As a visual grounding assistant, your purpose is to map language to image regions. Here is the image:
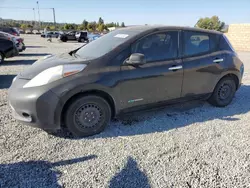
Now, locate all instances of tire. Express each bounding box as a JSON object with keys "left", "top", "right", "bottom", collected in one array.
[
  {"left": 61, "top": 37, "right": 67, "bottom": 42},
  {"left": 65, "top": 95, "right": 111, "bottom": 137},
  {"left": 208, "top": 77, "right": 236, "bottom": 107},
  {"left": 0, "top": 52, "right": 4, "bottom": 64}
]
